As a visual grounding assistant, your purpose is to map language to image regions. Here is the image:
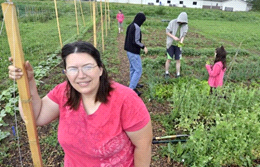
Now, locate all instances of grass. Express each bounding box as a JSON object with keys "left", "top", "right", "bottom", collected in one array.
[{"left": 189, "top": 20, "right": 260, "bottom": 52}]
